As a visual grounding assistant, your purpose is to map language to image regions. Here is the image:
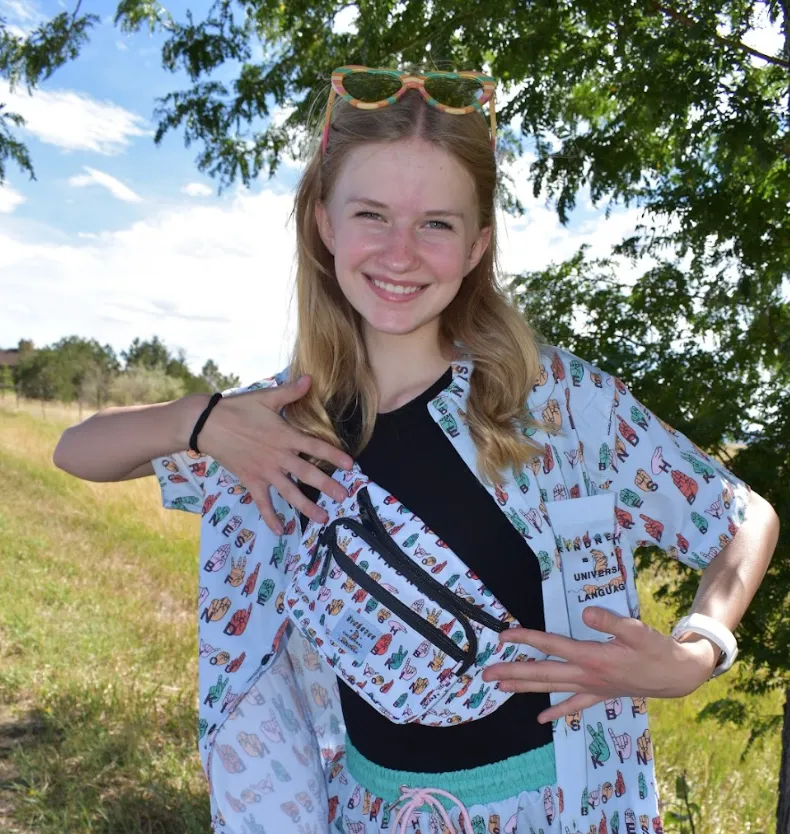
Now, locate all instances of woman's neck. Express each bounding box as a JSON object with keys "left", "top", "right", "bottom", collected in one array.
[{"left": 364, "top": 324, "right": 456, "bottom": 414}]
